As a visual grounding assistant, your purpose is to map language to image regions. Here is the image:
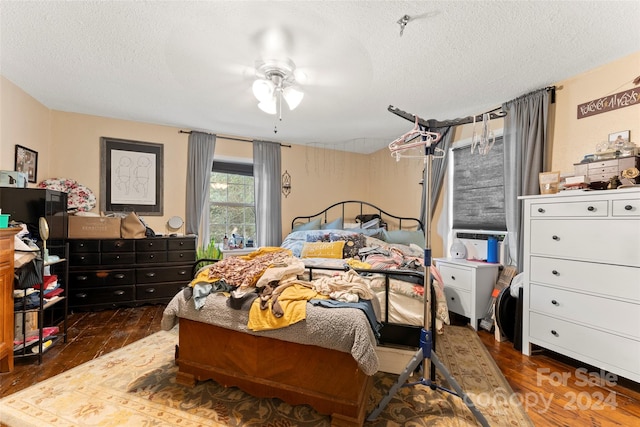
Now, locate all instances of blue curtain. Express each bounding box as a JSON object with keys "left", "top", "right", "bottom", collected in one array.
[
  {"left": 185, "top": 131, "right": 216, "bottom": 246},
  {"left": 253, "top": 140, "right": 282, "bottom": 247}
]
